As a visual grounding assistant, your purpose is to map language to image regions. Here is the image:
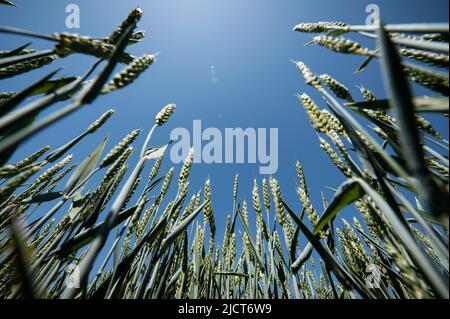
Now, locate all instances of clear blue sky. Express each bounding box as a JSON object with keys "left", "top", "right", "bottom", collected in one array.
[{"left": 1, "top": 0, "right": 448, "bottom": 260}]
